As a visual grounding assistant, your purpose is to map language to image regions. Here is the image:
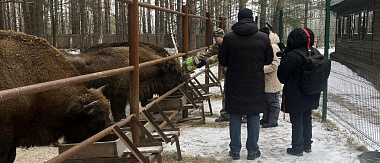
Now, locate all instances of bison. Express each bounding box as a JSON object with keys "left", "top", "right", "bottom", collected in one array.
[
  {"left": 0, "top": 30, "right": 111, "bottom": 163},
  {"left": 64, "top": 42, "right": 183, "bottom": 122}
]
